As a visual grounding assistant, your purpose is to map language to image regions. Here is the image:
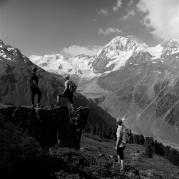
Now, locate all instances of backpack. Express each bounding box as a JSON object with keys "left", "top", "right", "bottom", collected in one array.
[
  {"left": 68, "top": 80, "right": 77, "bottom": 93},
  {"left": 120, "top": 126, "right": 127, "bottom": 144}
]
